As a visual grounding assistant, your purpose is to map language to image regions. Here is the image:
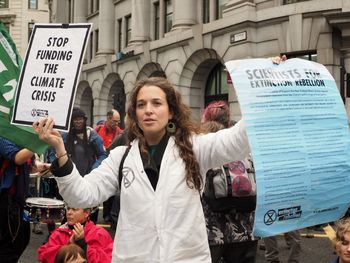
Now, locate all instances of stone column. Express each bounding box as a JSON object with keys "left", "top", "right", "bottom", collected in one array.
[
  {"left": 73, "top": 0, "right": 87, "bottom": 23},
  {"left": 129, "top": 0, "right": 150, "bottom": 44},
  {"left": 97, "top": 0, "right": 115, "bottom": 55},
  {"left": 172, "top": 0, "right": 196, "bottom": 31}
]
